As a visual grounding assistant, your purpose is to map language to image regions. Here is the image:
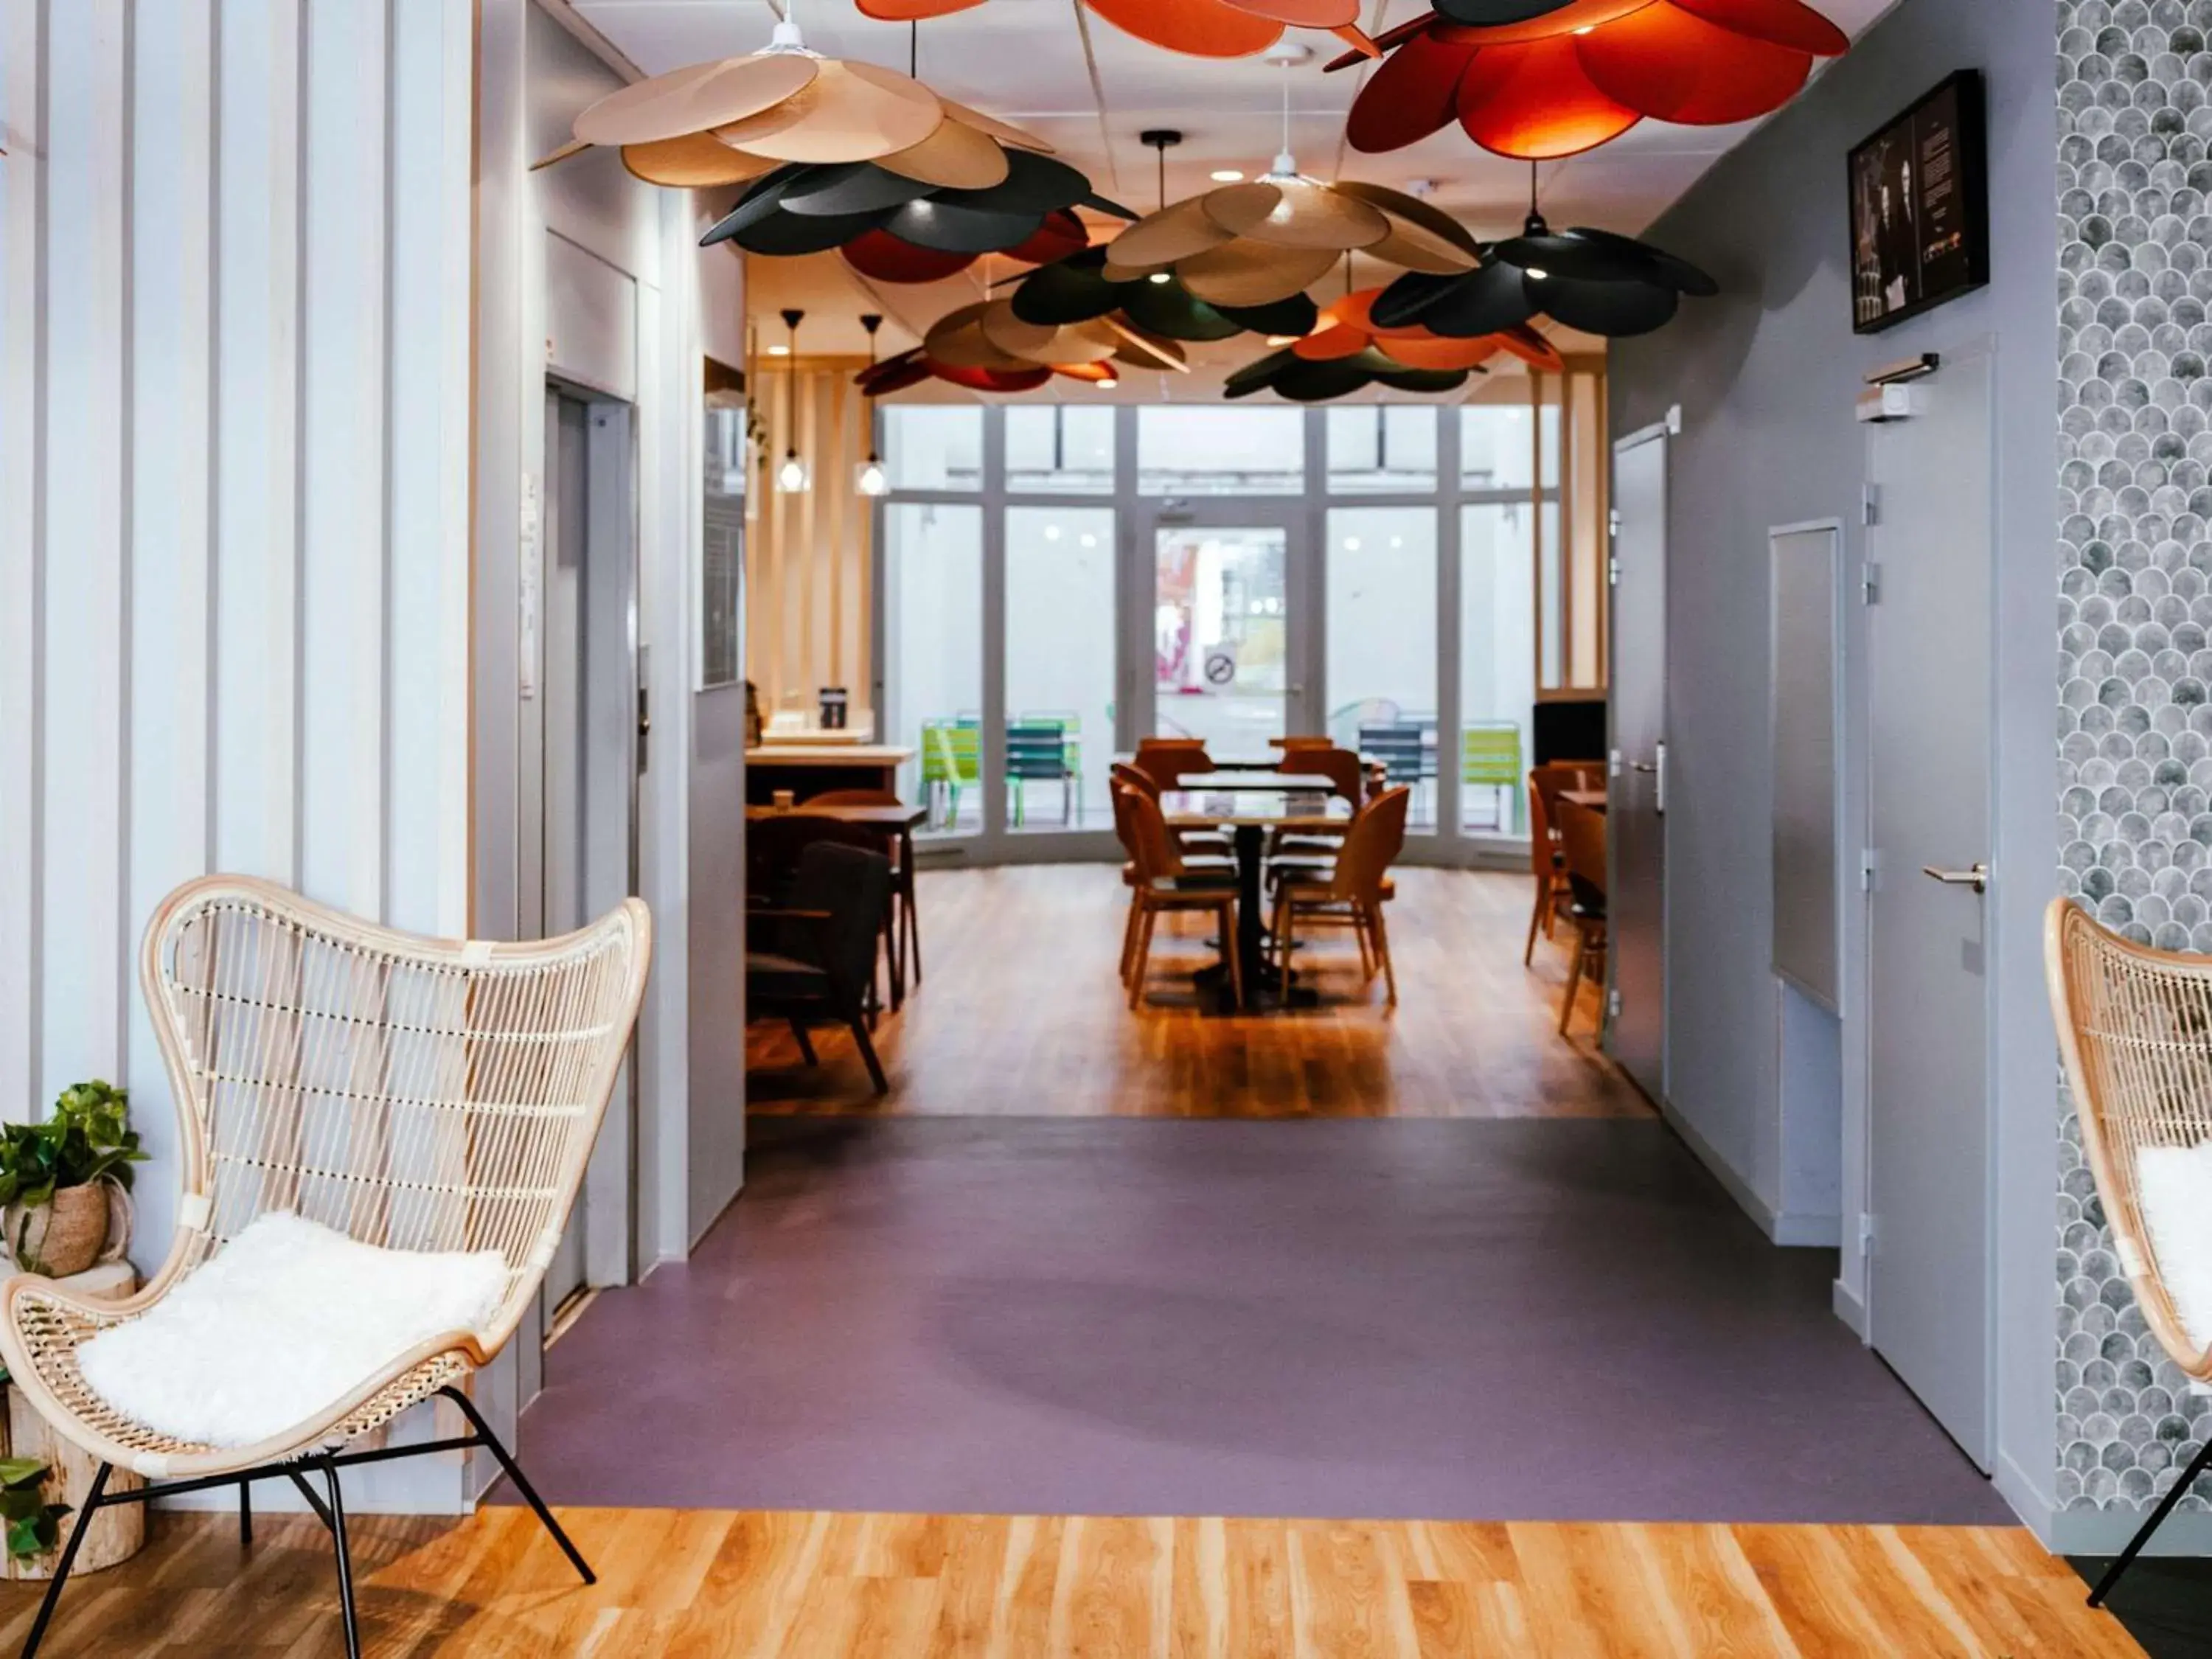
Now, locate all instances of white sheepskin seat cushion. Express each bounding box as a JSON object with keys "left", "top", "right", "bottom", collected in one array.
[
  {"left": 2136, "top": 1141, "right": 2212, "bottom": 1354},
  {"left": 75, "top": 1211, "right": 509, "bottom": 1450}
]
